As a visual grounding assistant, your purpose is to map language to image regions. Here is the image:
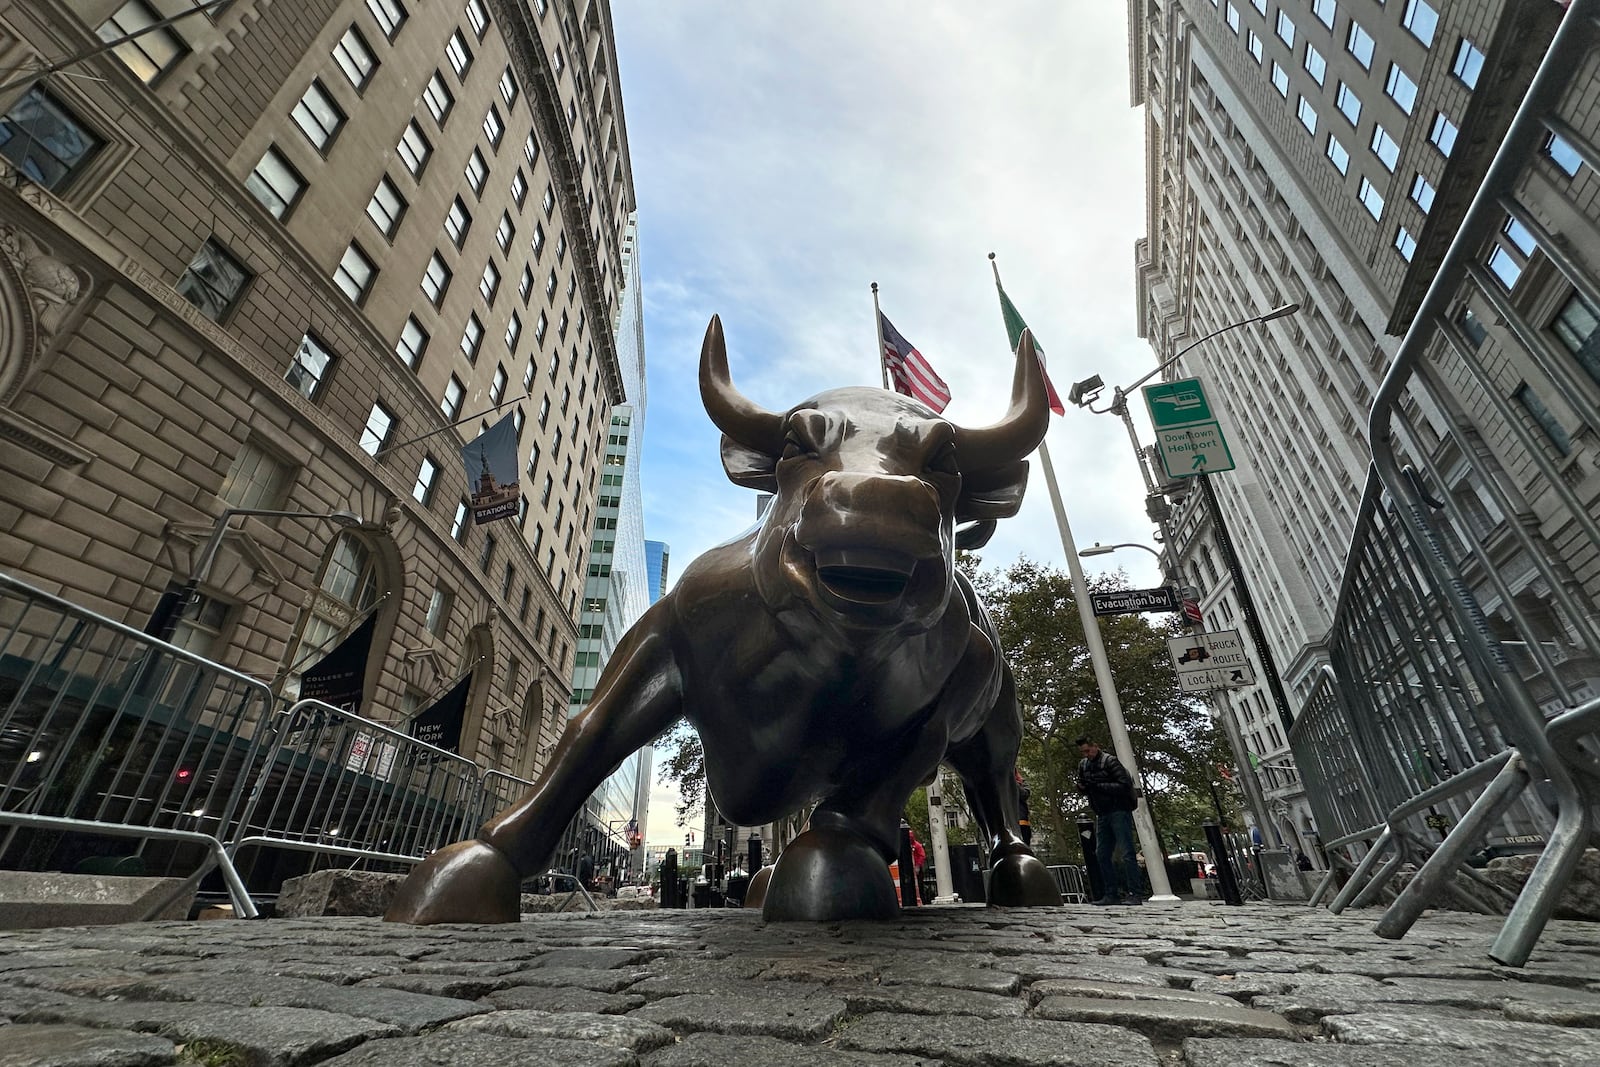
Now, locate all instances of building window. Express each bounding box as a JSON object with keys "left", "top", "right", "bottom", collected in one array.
[
  {"left": 1486, "top": 217, "right": 1535, "bottom": 290},
  {"left": 366, "top": 175, "right": 407, "bottom": 238},
  {"left": 1430, "top": 112, "right": 1458, "bottom": 156},
  {"left": 1384, "top": 64, "right": 1417, "bottom": 115},
  {"left": 1551, "top": 292, "right": 1600, "bottom": 389},
  {"left": 1370, "top": 126, "right": 1399, "bottom": 171},
  {"left": 1451, "top": 38, "right": 1485, "bottom": 91},
  {"left": 1311, "top": 0, "right": 1335, "bottom": 30},
  {"left": 1325, "top": 135, "right": 1349, "bottom": 174},
  {"left": 483, "top": 104, "right": 504, "bottom": 149},
  {"left": 520, "top": 265, "right": 534, "bottom": 303},
  {"left": 1457, "top": 307, "right": 1487, "bottom": 349},
  {"left": 1296, "top": 96, "right": 1317, "bottom": 135},
  {"left": 292, "top": 80, "right": 345, "bottom": 152},
  {"left": 397, "top": 315, "right": 428, "bottom": 370},
  {"left": 333, "top": 25, "right": 378, "bottom": 91},
  {"left": 545, "top": 268, "right": 557, "bottom": 298},
  {"left": 505, "top": 311, "right": 522, "bottom": 351},
  {"left": 1303, "top": 43, "right": 1326, "bottom": 86},
  {"left": 555, "top": 232, "right": 569, "bottom": 263},
  {"left": 1409, "top": 173, "right": 1435, "bottom": 213},
  {"left": 176, "top": 239, "right": 251, "bottom": 321},
  {"left": 221, "top": 440, "right": 290, "bottom": 509},
  {"left": 445, "top": 197, "right": 471, "bottom": 248},
  {"left": 99, "top": 1, "right": 187, "bottom": 85},
  {"left": 542, "top": 183, "right": 555, "bottom": 217},
  {"left": 480, "top": 261, "right": 501, "bottom": 304},
  {"left": 246, "top": 146, "right": 304, "bottom": 219},
  {"left": 1394, "top": 226, "right": 1417, "bottom": 262},
  {"left": 425, "top": 586, "right": 453, "bottom": 637},
  {"left": 422, "top": 252, "right": 451, "bottom": 307},
  {"left": 335, "top": 242, "right": 377, "bottom": 304},
  {"left": 479, "top": 532, "right": 496, "bottom": 570},
  {"left": 397, "top": 120, "right": 431, "bottom": 177},
  {"left": 511, "top": 169, "right": 528, "bottom": 208},
  {"left": 360, "top": 401, "right": 394, "bottom": 455},
  {"left": 535, "top": 311, "right": 549, "bottom": 343},
  {"left": 1274, "top": 11, "right": 1294, "bottom": 47},
  {"left": 0, "top": 88, "right": 102, "bottom": 191},
  {"left": 1514, "top": 383, "right": 1571, "bottom": 457},
  {"left": 1402, "top": 0, "right": 1438, "bottom": 48},
  {"left": 1270, "top": 61, "right": 1289, "bottom": 97},
  {"left": 464, "top": 148, "right": 488, "bottom": 197},
  {"left": 367, "top": 0, "right": 406, "bottom": 40},
  {"left": 1247, "top": 31, "right": 1263, "bottom": 64},
  {"left": 461, "top": 313, "right": 484, "bottom": 362},
  {"left": 442, "top": 375, "right": 465, "bottom": 419},
  {"left": 1346, "top": 21, "right": 1374, "bottom": 69},
  {"left": 499, "top": 66, "right": 519, "bottom": 105},
  {"left": 423, "top": 71, "right": 454, "bottom": 125},
  {"left": 466, "top": 0, "right": 489, "bottom": 37},
  {"left": 496, "top": 212, "right": 515, "bottom": 253},
  {"left": 446, "top": 31, "right": 473, "bottom": 79},
  {"left": 1335, "top": 82, "right": 1360, "bottom": 126},
  {"left": 452, "top": 499, "right": 470, "bottom": 541},
  {"left": 532, "top": 222, "right": 547, "bottom": 258},
  {"left": 490, "top": 364, "right": 508, "bottom": 404},
  {"left": 413, "top": 455, "right": 438, "bottom": 504},
  {"left": 525, "top": 131, "right": 540, "bottom": 167},
  {"left": 1357, "top": 177, "right": 1384, "bottom": 220},
  {"left": 286, "top": 333, "right": 335, "bottom": 398},
  {"left": 1543, "top": 132, "right": 1582, "bottom": 178}
]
